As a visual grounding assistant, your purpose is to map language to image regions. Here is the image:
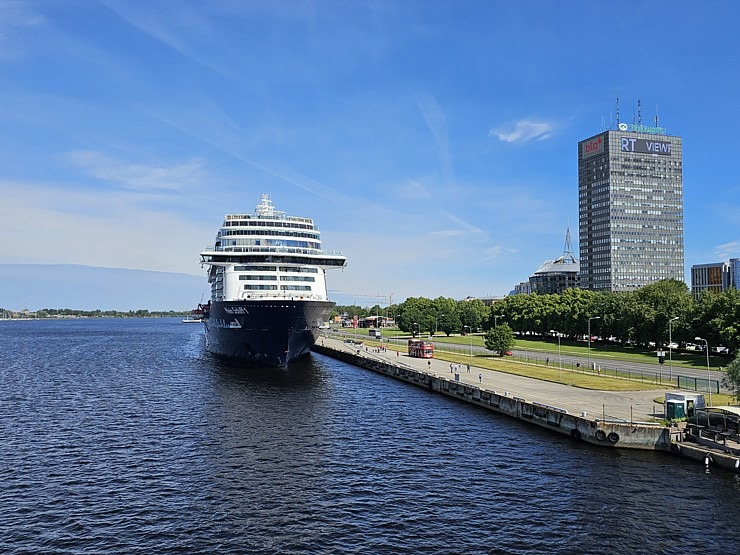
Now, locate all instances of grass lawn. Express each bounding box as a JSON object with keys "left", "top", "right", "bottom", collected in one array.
[{"left": 345, "top": 334, "right": 667, "bottom": 392}]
